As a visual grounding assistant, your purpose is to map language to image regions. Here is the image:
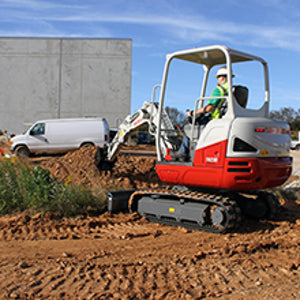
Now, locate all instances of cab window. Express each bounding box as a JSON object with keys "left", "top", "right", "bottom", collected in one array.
[{"left": 30, "top": 123, "right": 45, "bottom": 135}]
